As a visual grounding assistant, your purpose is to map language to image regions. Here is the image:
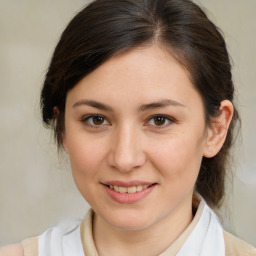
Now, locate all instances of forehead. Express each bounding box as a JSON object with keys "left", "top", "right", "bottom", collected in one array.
[{"left": 66, "top": 45, "right": 203, "bottom": 111}]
